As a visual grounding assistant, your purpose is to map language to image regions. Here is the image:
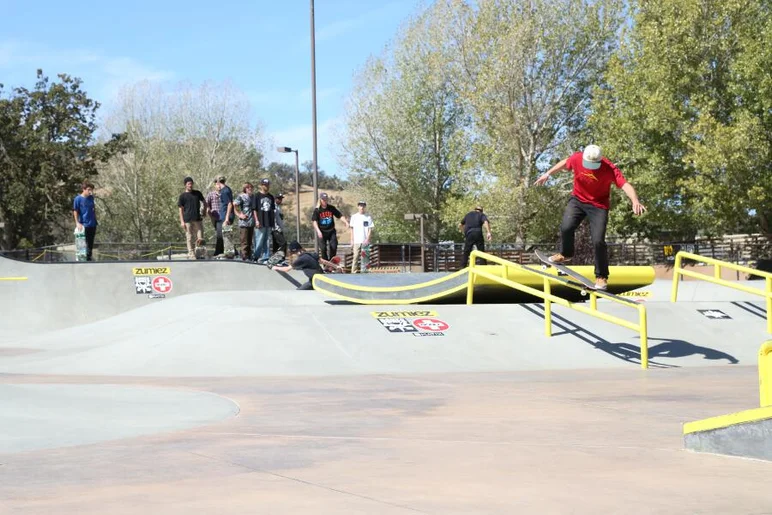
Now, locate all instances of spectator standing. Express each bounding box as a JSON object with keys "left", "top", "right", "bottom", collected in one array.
[
  {"left": 72, "top": 181, "right": 98, "bottom": 261},
  {"left": 233, "top": 182, "right": 255, "bottom": 261},
  {"left": 217, "top": 175, "right": 234, "bottom": 227},
  {"left": 459, "top": 206, "right": 492, "bottom": 268},
  {"left": 178, "top": 177, "right": 207, "bottom": 260},
  {"left": 312, "top": 192, "right": 348, "bottom": 261},
  {"left": 205, "top": 180, "right": 224, "bottom": 256},
  {"left": 349, "top": 200, "right": 374, "bottom": 273},
  {"left": 252, "top": 178, "right": 275, "bottom": 263},
  {"left": 272, "top": 193, "right": 288, "bottom": 256}
]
